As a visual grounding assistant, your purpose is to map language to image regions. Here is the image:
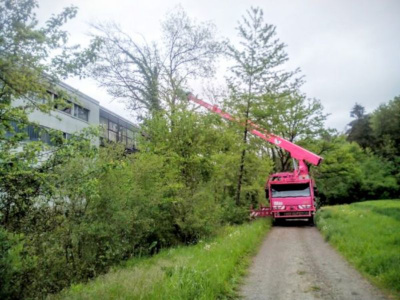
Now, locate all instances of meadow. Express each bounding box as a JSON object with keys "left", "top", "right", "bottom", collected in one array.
[{"left": 316, "top": 200, "right": 400, "bottom": 299}]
